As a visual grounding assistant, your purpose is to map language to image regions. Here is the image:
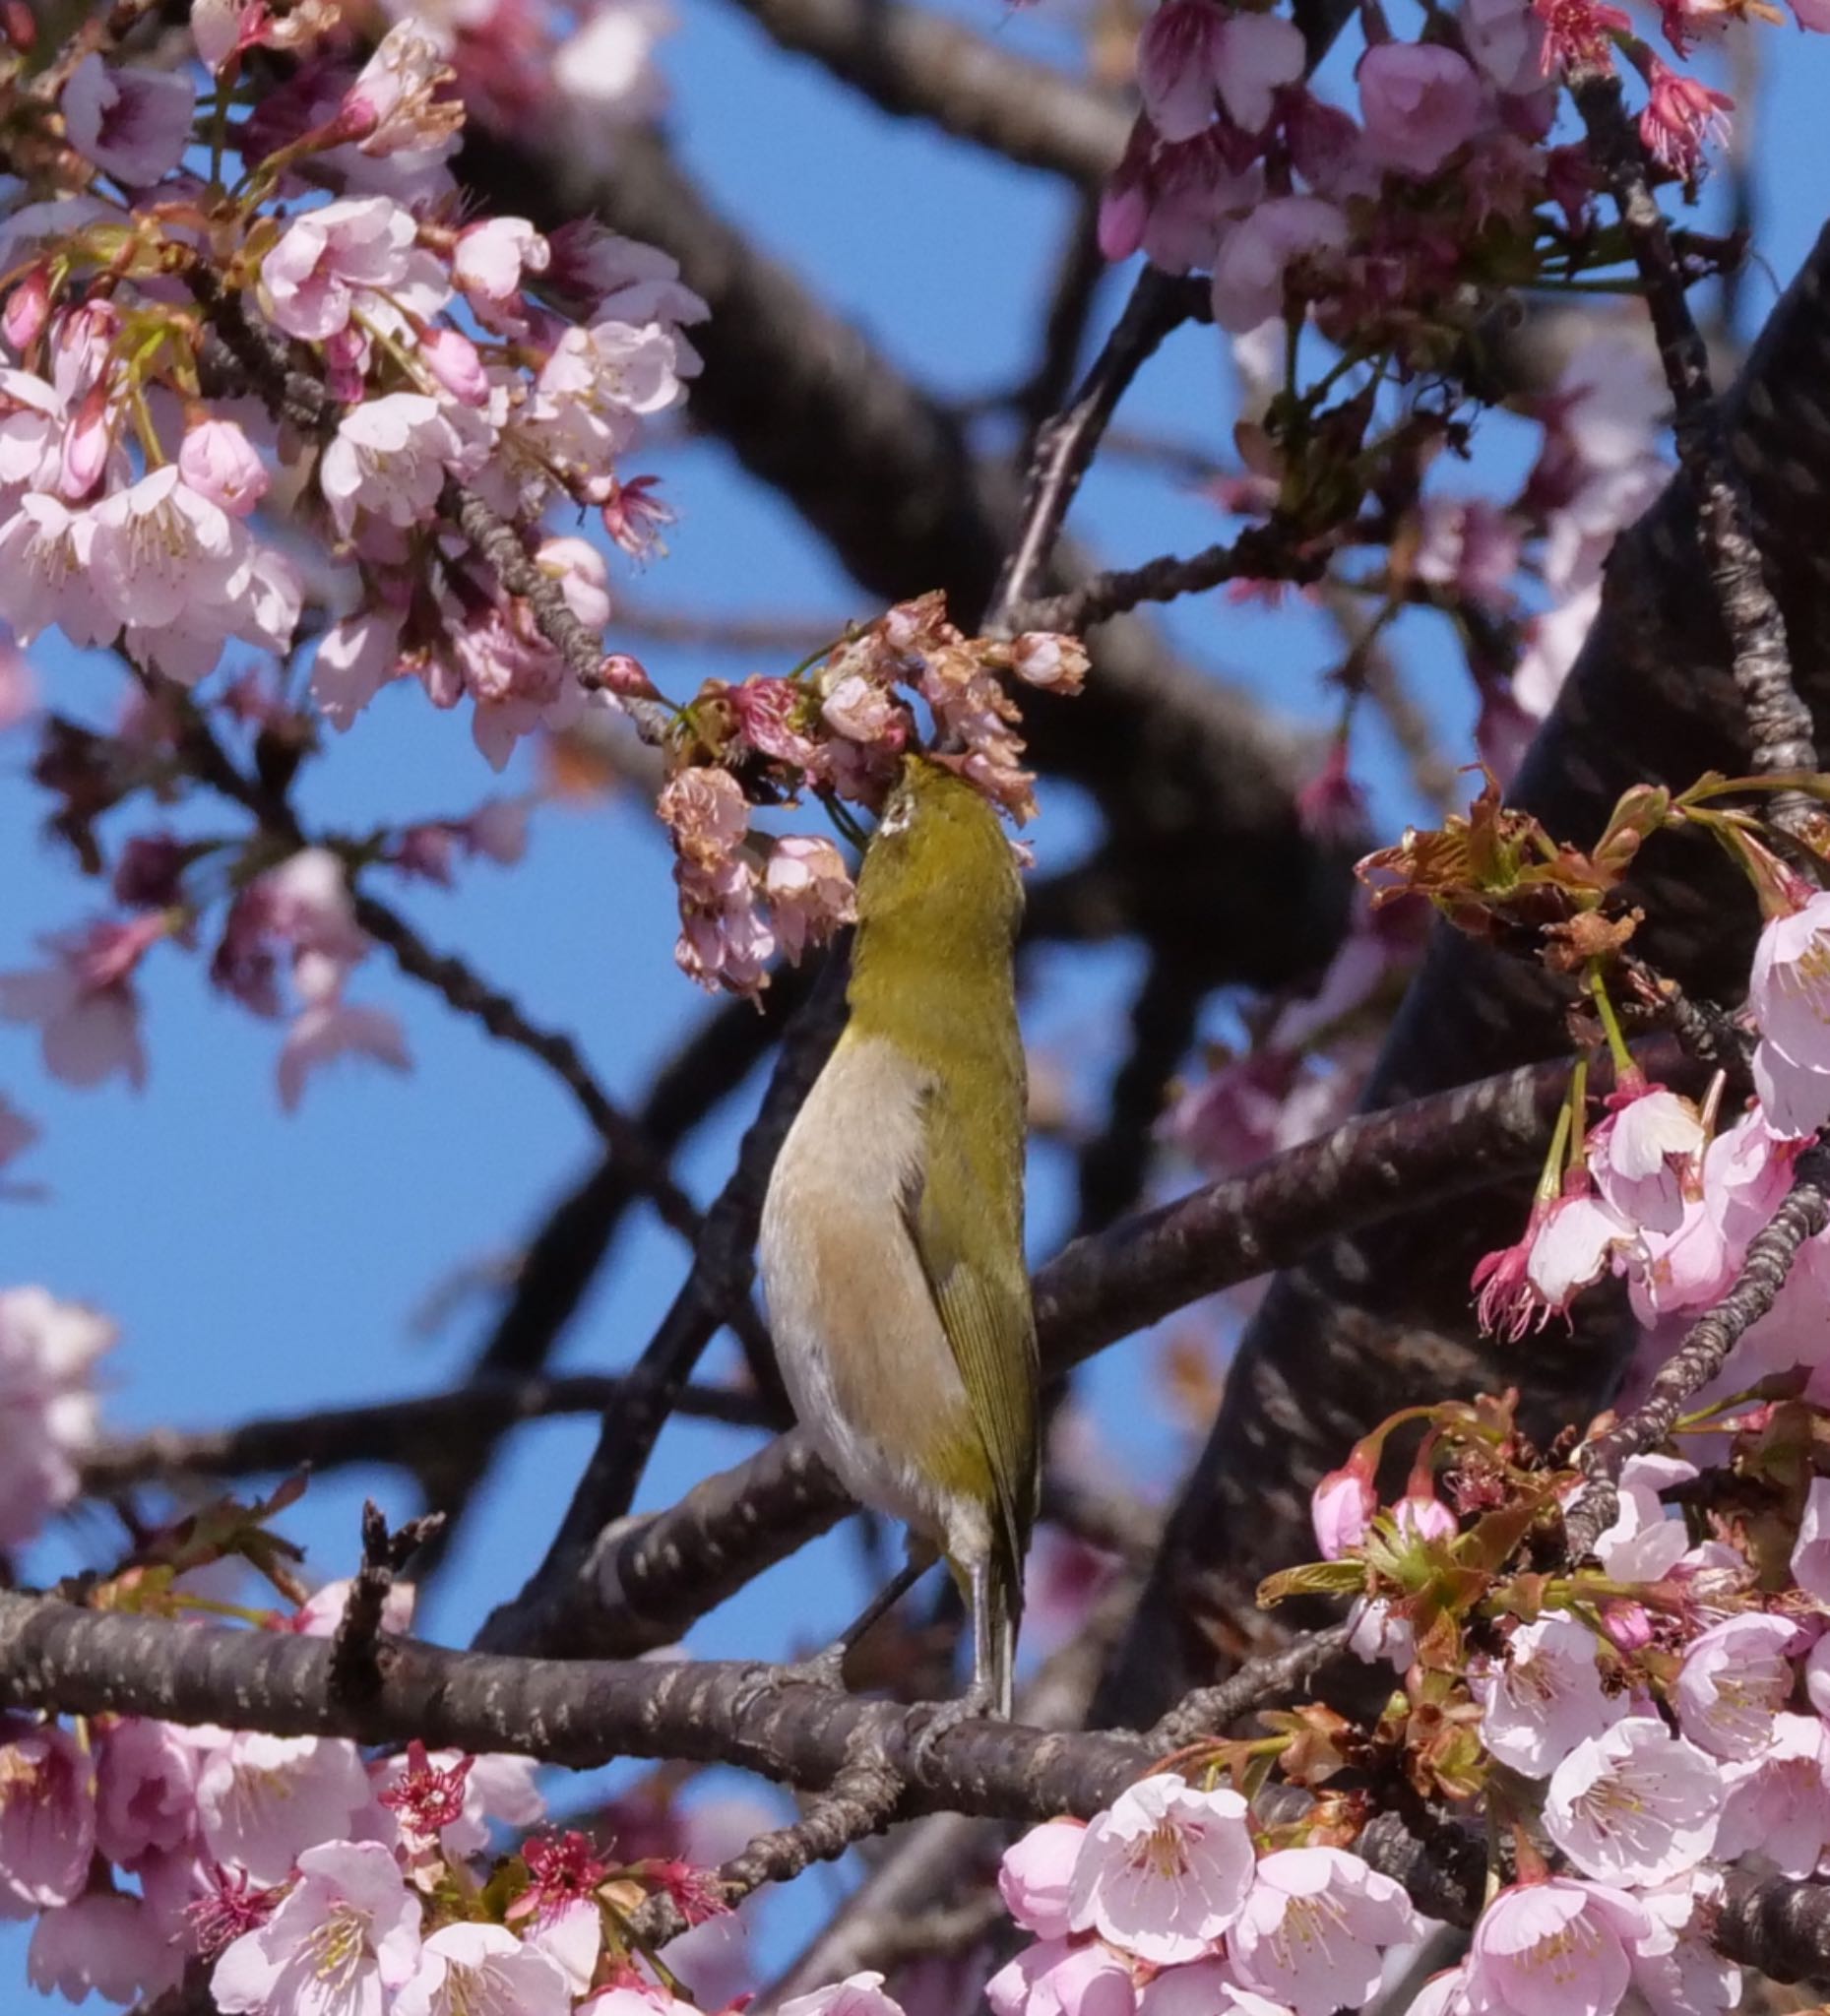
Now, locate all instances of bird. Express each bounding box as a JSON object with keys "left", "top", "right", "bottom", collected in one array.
[{"left": 759, "top": 752, "right": 1039, "bottom": 1718}]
